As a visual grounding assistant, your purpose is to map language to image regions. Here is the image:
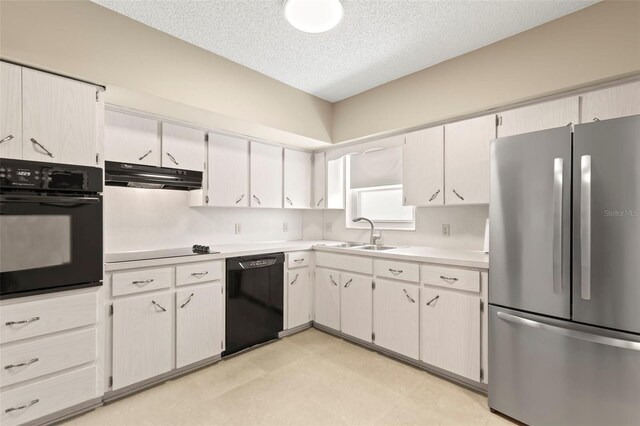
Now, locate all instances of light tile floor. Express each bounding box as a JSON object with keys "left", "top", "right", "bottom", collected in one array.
[{"left": 64, "top": 328, "right": 515, "bottom": 426}]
